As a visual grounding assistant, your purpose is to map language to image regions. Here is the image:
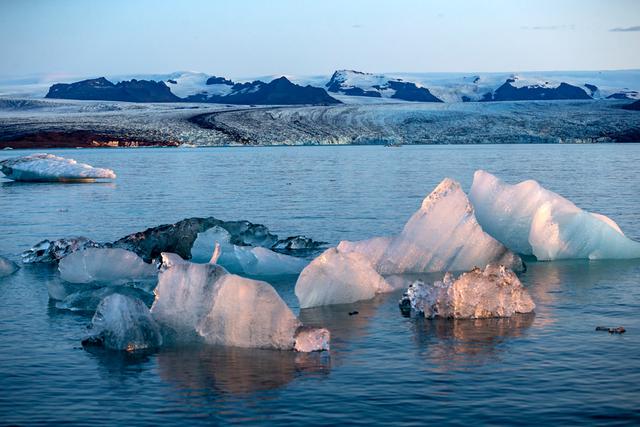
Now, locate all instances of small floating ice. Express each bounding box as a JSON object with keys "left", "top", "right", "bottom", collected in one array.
[
  {"left": 399, "top": 264, "right": 535, "bottom": 319},
  {"left": 0, "top": 153, "right": 116, "bottom": 182},
  {"left": 295, "top": 247, "right": 392, "bottom": 308},
  {"left": 191, "top": 226, "right": 307, "bottom": 276},
  {"left": 58, "top": 248, "right": 157, "bottom": 284},
  {"left": 469, "top": 170, "right": 640, "bottom": 260},
  {"left": 22, "top": 237, "right": 101, "bottom": 264},
  {"left": 0, "top": 255, "right": 19, "bottom": 278},
  {"left": 82, "top": 294, "right": 162, "bottom": 351},
  {"left": 338, "top": 178, "right": 523, "bottom": 274},
  {"left": 152, "top": 252, "right": 329, "bottom": 351}
]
